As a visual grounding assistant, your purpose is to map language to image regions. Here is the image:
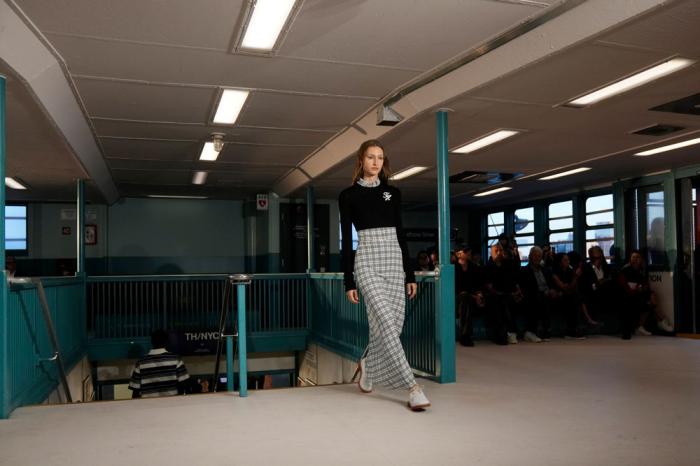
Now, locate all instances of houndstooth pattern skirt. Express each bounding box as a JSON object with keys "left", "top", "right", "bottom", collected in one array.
[{"left": 355, "top": 227, "right": 416, "bottom": 390}]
